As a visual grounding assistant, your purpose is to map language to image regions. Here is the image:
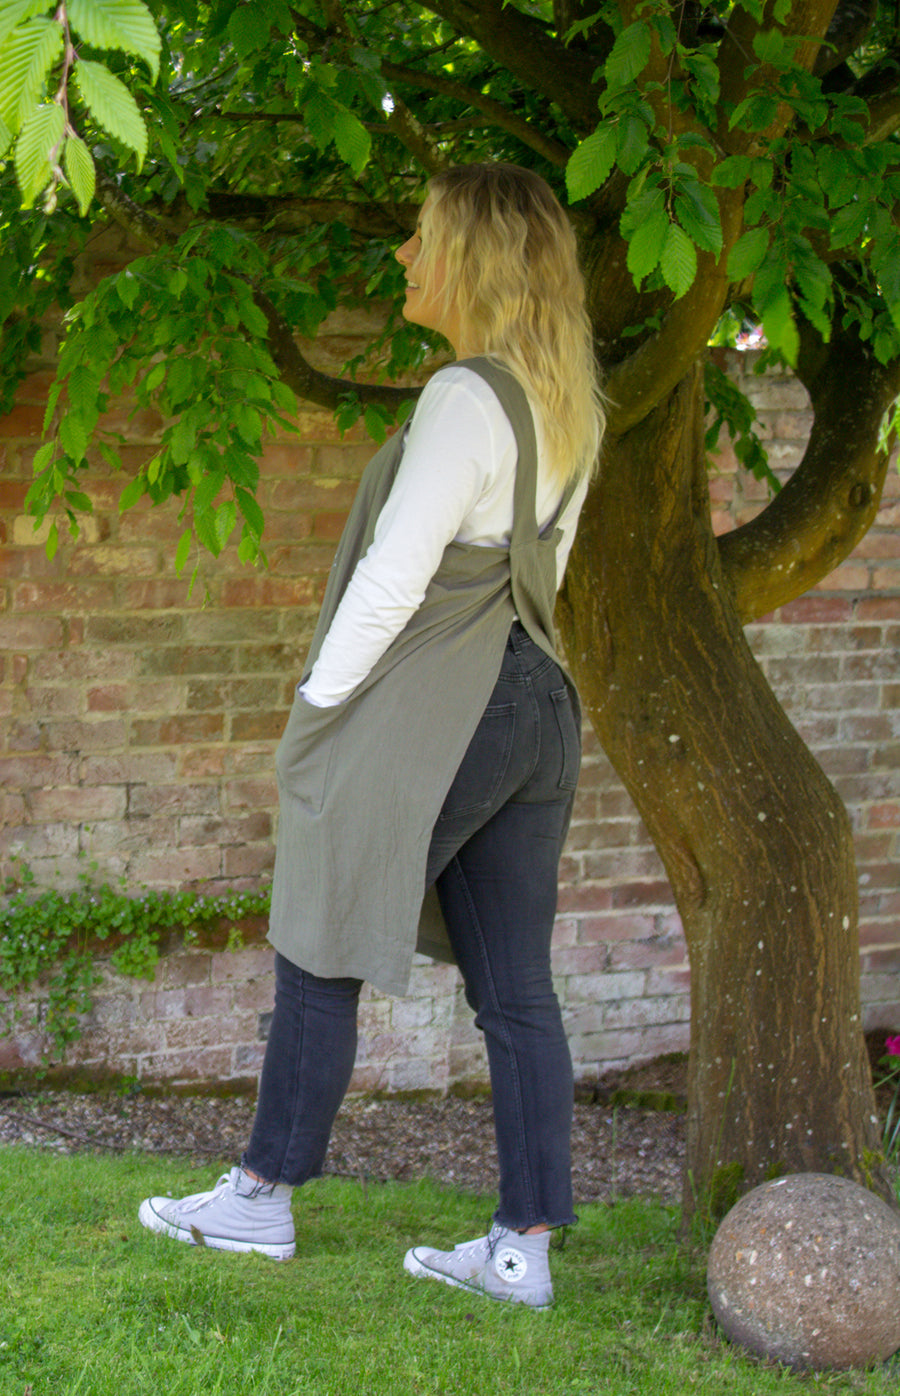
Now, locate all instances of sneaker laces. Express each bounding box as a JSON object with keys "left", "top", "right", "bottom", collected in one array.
[{"left": 172, "top": 1173, "right": 234, "bottom": 1215}]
